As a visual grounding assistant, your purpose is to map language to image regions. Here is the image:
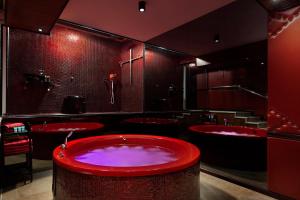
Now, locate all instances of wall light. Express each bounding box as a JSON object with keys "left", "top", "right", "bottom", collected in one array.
[
  {"left": 139, "top": 1, "right": 146, "bottom": 12},
  {"left": 196, "top": 58, "right": 210, "bottom": 66},
  {"left": 38, "top": 28, "right": 43, "bottom": 32},
  {"left": 67, "top": 34, "right": 79, "bottom": 42}
]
